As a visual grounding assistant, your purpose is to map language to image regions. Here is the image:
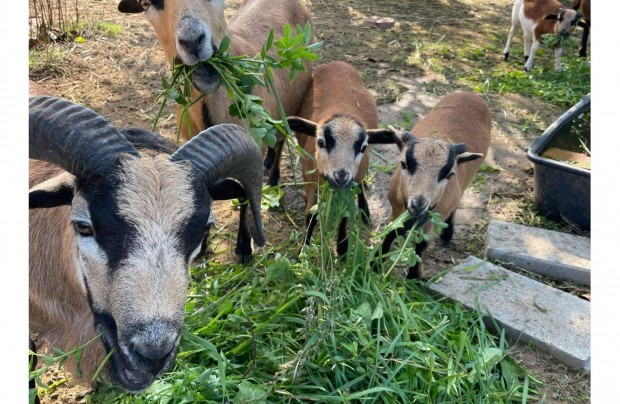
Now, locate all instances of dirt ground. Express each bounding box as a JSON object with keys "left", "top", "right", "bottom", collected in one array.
[{"left": 29, "top": 0, "right": 590, "bottom": 402}]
